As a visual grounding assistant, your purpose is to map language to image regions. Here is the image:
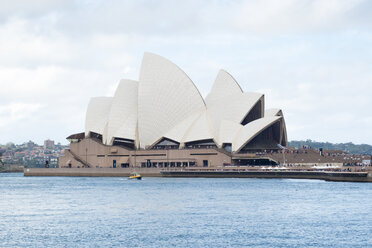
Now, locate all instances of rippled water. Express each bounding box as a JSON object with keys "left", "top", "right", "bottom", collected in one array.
[{"left": 0, "top": 173, "right": 371, "bottom": 247}]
